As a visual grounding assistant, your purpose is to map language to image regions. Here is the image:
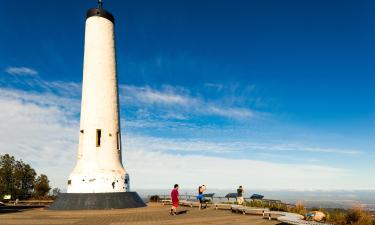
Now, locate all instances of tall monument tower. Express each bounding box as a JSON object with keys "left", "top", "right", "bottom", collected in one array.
[
  {"left": 50, "top": 0, "right": 145, "bottom": 210},
  {"left": 68, "top": 0, "right": 126, "bottom": 194}
]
